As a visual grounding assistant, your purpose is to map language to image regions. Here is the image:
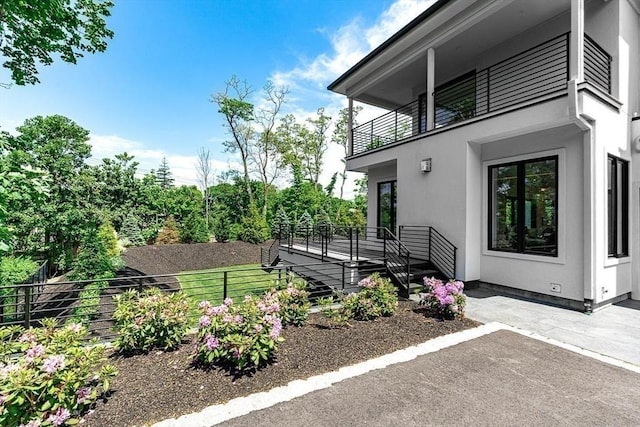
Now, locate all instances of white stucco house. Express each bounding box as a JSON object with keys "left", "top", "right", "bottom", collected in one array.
[{"left": 327, "top": 0, "right": 640, "bottom": 311}]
